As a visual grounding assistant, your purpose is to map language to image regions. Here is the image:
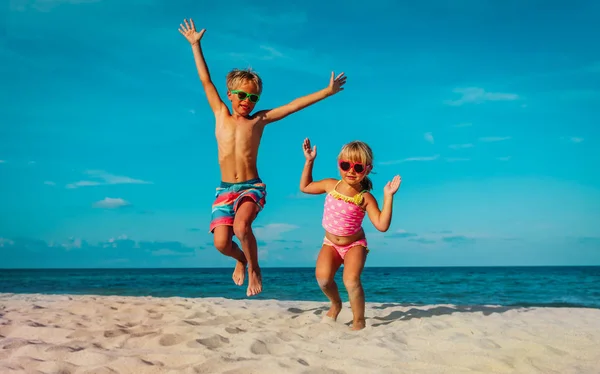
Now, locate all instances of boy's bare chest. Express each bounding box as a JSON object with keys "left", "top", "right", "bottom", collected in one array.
[{"left": 216, "top": 120, "right": 264, "bottom": 141}]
